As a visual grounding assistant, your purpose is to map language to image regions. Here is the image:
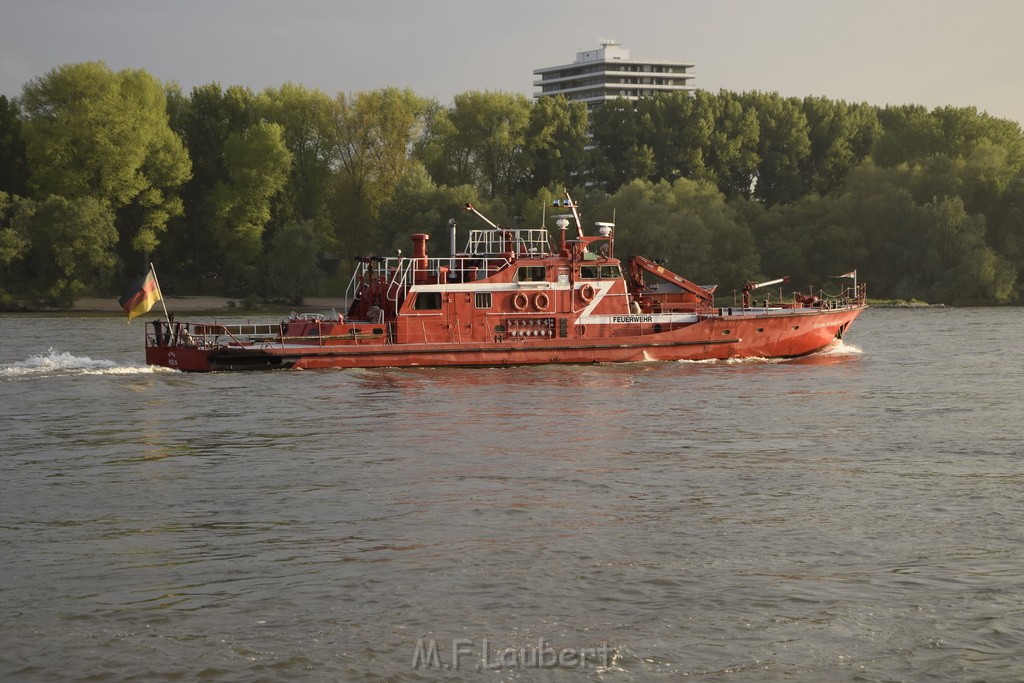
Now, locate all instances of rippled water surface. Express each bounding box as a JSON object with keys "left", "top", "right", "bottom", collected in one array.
[{"left": 2, "top": 308, "right": 1024, "bottom": 681}]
